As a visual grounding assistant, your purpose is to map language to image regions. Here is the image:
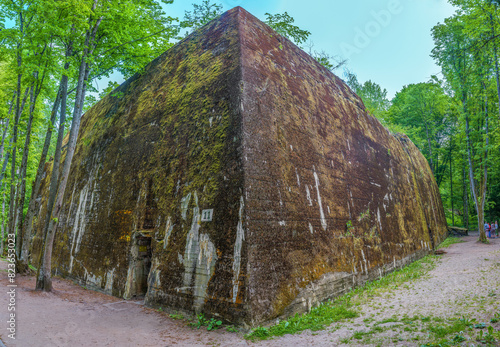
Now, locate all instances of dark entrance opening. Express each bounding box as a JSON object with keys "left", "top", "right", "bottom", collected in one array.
[
  {"left": 127, "top": 231, "right": 153, "bottom": 298},
  {"left": 134, "top": 233, "right": 152, "bottom": 297},
  {"left": 126, "top": 179, "right": 156, "bottom": 299}
]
